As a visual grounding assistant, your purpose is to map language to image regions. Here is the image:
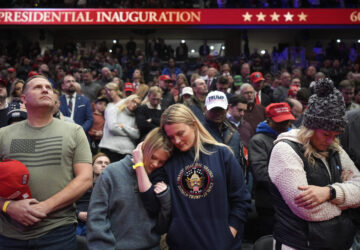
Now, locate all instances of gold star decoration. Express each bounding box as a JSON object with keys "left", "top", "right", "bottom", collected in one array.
[
  {"left": 284, "top": 12, "right": 294, "bottom": 22},
  {"left": 270, "top": 12, "right": 280, "bottom": 22},
  {"left": 256, "top": 12, "right": 266, "bottom": 22},
  {"left": 298, "top": 12, "right": 308, "bottom": 21},
  {"left": 242, "top": 12, "right": 252, "bottom": 22}
]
